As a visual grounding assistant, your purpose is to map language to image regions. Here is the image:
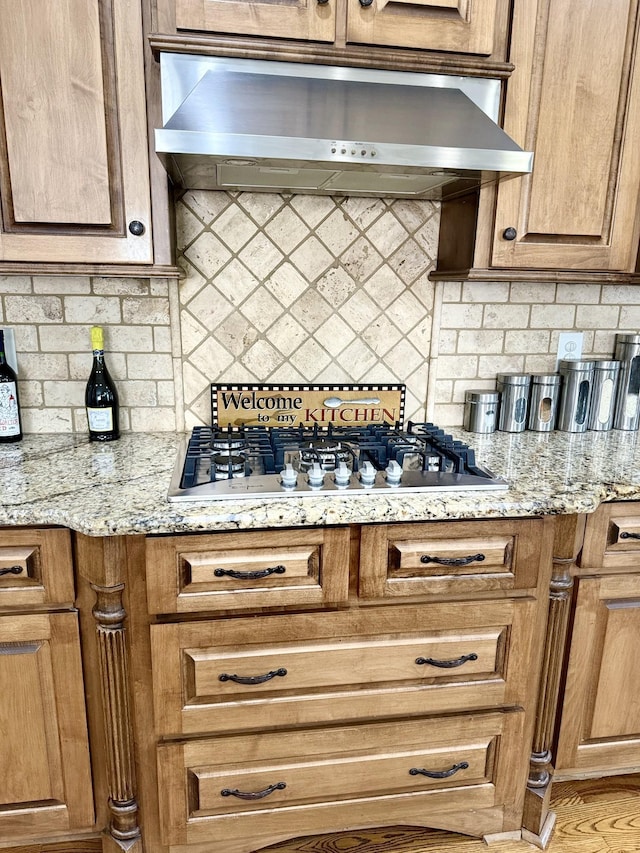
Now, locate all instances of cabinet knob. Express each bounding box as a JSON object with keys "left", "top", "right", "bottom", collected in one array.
[
  {"left": 317, "top": 0, "right": 330, "bottom": 5},
  {"left": 128, "top": 220, "right": 146, "bottom": 236},
  {"left": 359, "top": 0, "right": 374, "bottom": 7},
  {"left": 502, "top": 227, "right": 517, "bottom": 241}
]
